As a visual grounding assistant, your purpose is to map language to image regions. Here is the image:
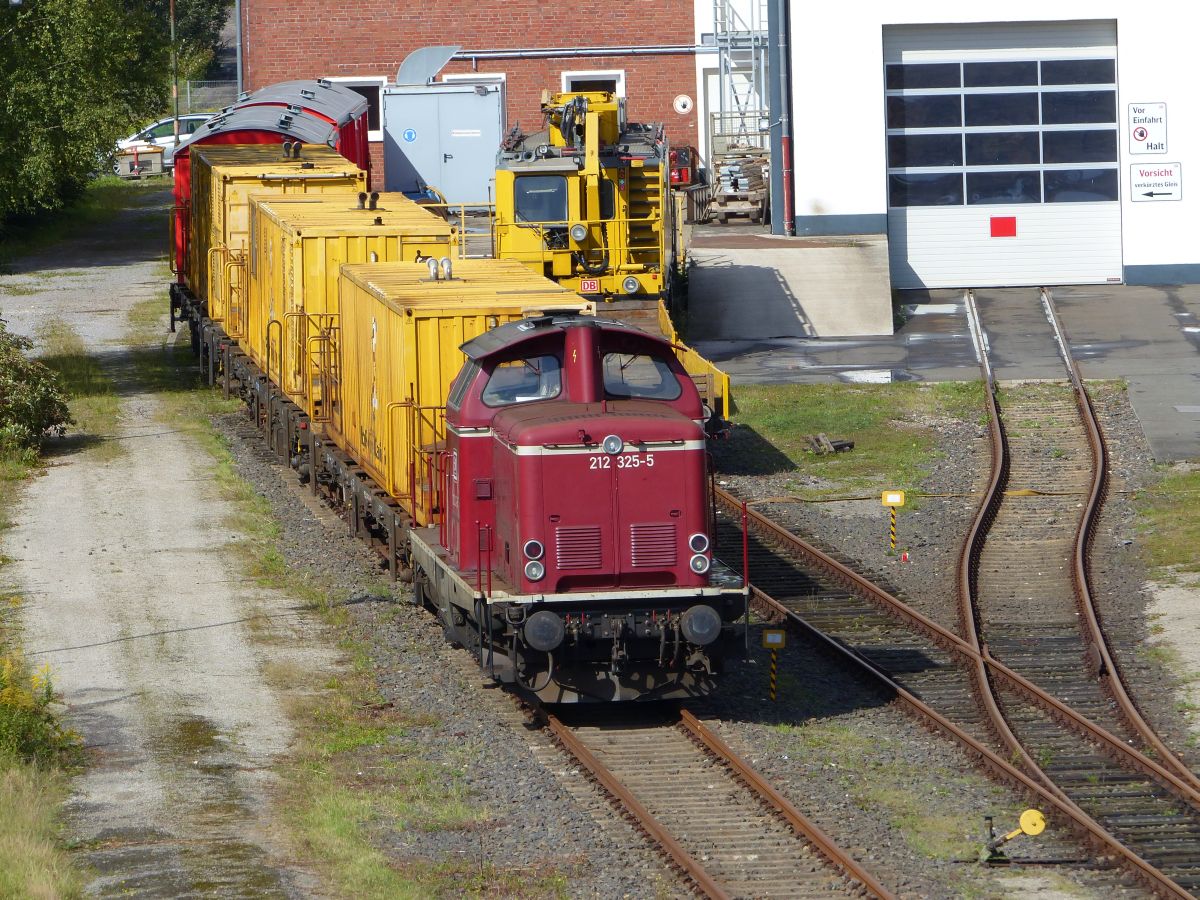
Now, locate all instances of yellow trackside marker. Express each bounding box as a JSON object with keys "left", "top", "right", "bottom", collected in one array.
[
  {"left": 762, "top": 629, "right": 785, "bottom": 702},
  {"left": 983, "top": 809, "right": 1046, "bottom": 863},
  {"left": 882, "top": 490, "right": 904, "bottom": 553}
]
